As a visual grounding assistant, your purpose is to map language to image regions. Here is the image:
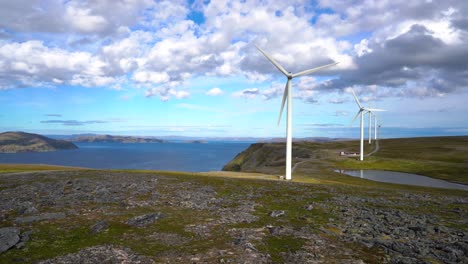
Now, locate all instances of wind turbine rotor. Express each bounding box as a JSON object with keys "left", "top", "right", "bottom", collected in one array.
[
  {"left": 351, "top": 110, "right": 362, "bottom": 125},
  {"left": 364, "top": 108, "right": 386, "bottom": 112},
  {"left": 277, "top": 79, "right": 290, "bottom": 126},
  {"left": 350, "top": 89, "right": 362, "bottom": 109},
  {"left": 292, "top": 62, "right": 339, "bottom": 78},
  {"left": 255, "top": 45, "right": 289, "bottom": 77}
]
